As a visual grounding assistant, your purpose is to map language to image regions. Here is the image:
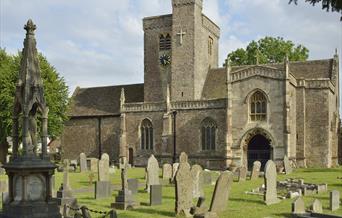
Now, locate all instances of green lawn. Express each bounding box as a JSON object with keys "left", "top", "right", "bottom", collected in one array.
[{"left": 1, "top": 167, "right": 342, "bottom": 217}]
